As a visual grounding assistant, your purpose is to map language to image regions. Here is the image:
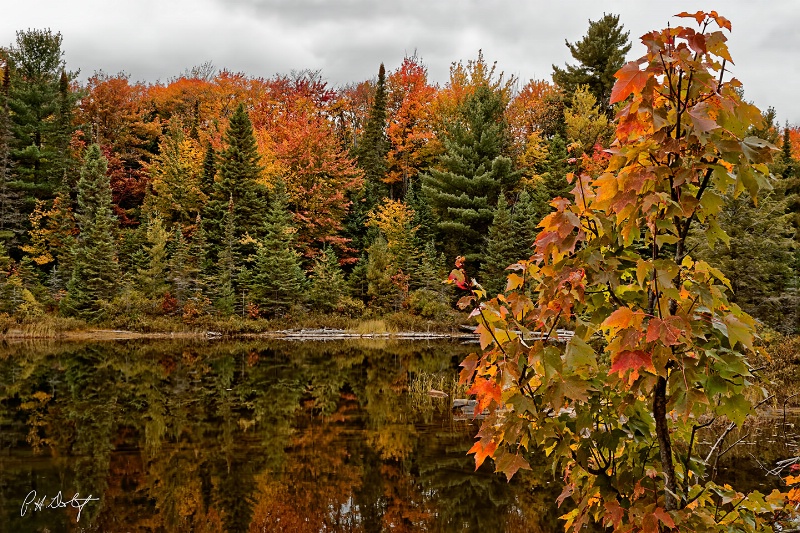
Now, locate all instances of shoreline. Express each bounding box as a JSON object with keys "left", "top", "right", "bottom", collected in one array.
[{"left": 0, "top": 327, "right": 478, "bottom": 342}]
